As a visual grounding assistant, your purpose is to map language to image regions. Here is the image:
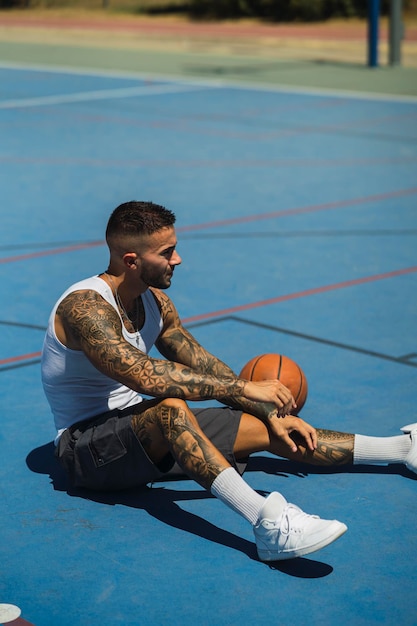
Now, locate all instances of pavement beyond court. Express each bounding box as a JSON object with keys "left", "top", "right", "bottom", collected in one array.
[{"left": 0, "top": 9, "right": 417, "bottom": 97}]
